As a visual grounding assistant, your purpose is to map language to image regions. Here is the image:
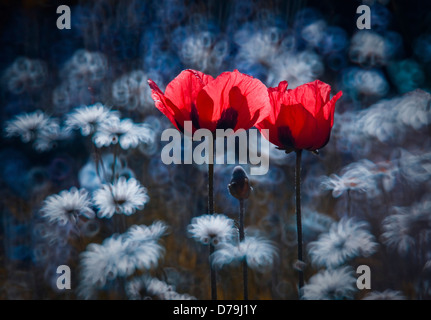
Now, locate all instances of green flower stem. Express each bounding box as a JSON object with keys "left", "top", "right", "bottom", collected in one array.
[
  {"left": 208, "top": 141, "right": 217, "bottom": 300},
  {"left": 295, "top": 149, "right": 304, "bottom": 296},
  {"left": 239, "top": 199, "right": 248, "bottom": 300}
]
